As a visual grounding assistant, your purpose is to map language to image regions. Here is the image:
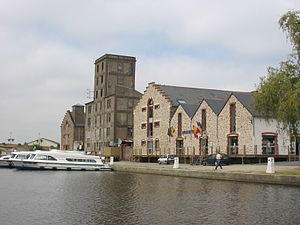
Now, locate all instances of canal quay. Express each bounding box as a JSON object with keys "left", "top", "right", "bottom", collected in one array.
[{"left": 112, "top": 161, "right": 300, "bottom": 186}]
